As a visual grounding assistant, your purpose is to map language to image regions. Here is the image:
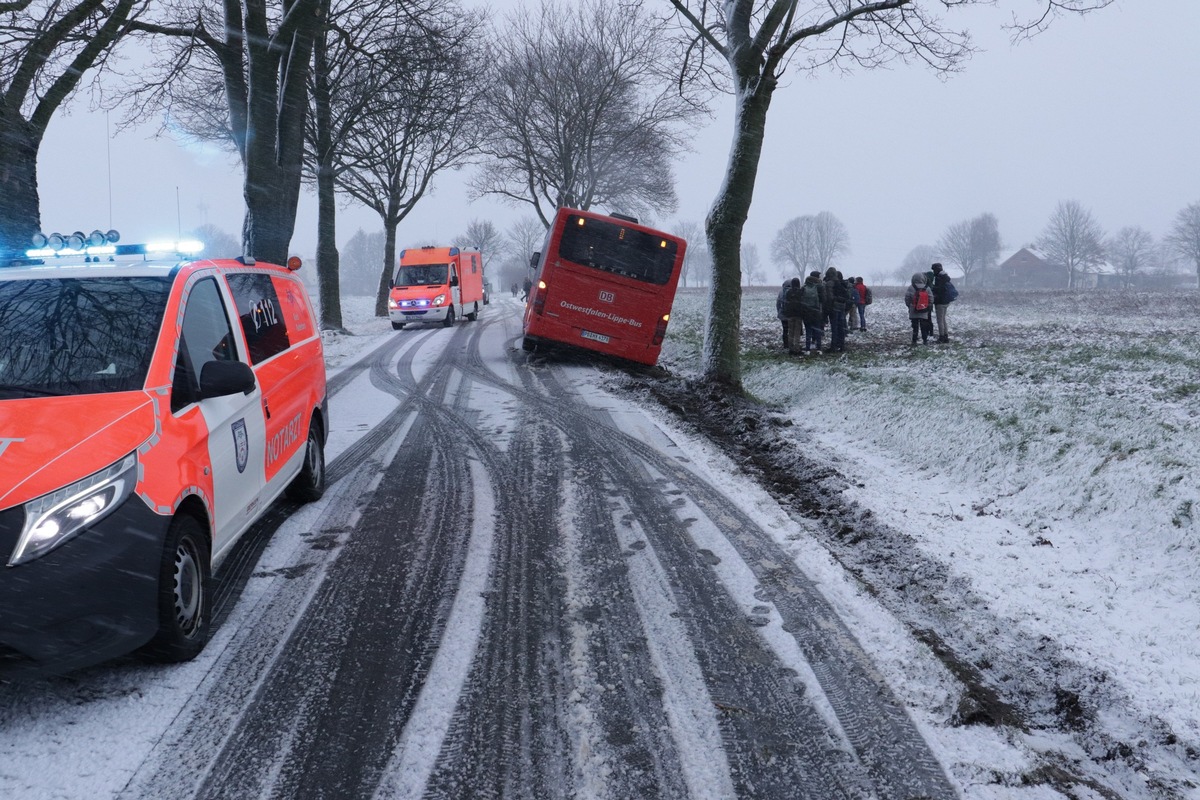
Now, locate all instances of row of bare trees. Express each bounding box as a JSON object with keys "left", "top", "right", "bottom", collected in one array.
[{"left": 894, "top": 200, "right": 1200, "bottom": 289}]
